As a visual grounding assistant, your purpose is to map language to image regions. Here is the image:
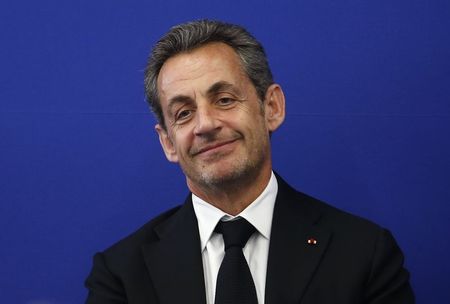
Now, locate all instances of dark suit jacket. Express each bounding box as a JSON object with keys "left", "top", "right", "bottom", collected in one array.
[{"left": 85, "top": 175, "right": 414, "bottom": 303}]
